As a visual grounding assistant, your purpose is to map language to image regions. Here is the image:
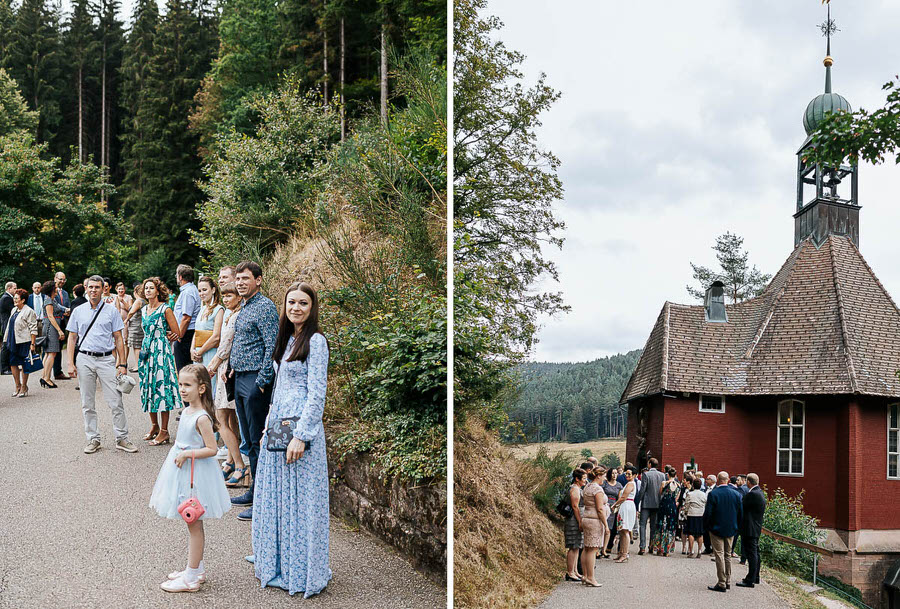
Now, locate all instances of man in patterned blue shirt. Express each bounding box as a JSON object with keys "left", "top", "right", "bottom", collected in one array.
[{"left": 229, "top": 260, "right": 279, "bottom": 521}]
